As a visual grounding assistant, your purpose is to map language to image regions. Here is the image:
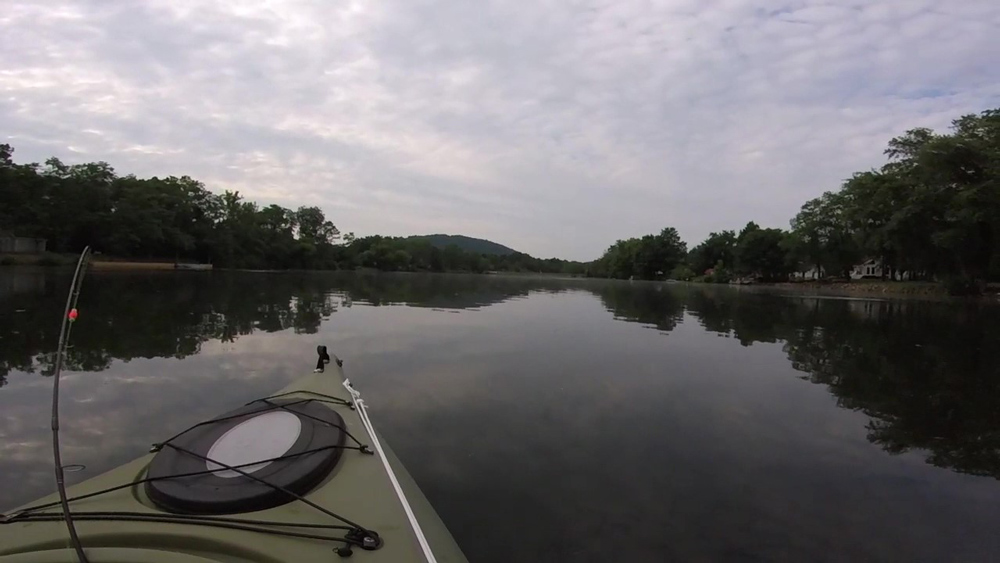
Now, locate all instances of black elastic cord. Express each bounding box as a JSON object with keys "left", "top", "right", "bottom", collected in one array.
[
  {"left": 153, "top": 397, "right": 363, "bottom": 451},
  {"left": 12, "top": 443, "right": 362, "bottom": 516},
  {"left": 4, "top": 392, "right": 378, "bottom": 549},
  {"left": 252, "top": 390, "right": 352, "bottom": 408},
  {"left": 257, "top": 399, "right": 369, "bottom": 451},
  {"left": 6, "top": 513, "right": 363, "bottom": 546},
  {"left": 162, "top": 442, "right": 370, "bottom": 532},
  {"left": 9, "top": 511, "right": 352, "bottom": 530}
]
